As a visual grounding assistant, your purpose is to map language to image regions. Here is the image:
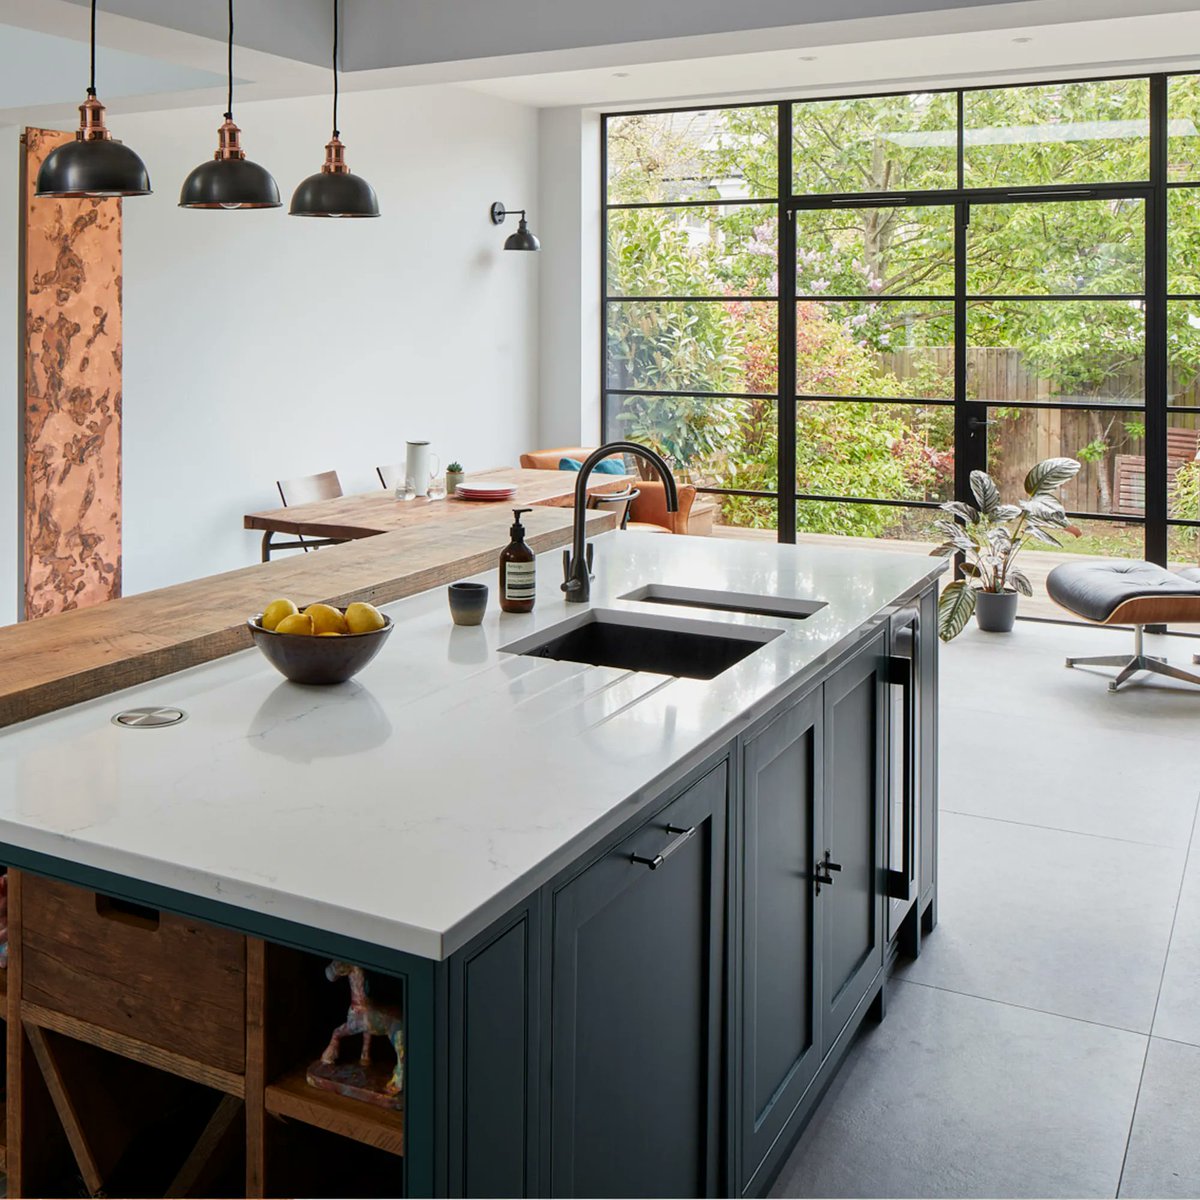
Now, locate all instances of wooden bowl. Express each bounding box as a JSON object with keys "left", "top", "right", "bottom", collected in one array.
[{"left": 247, "top": 612, "right": 393, "bottom": 685}]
